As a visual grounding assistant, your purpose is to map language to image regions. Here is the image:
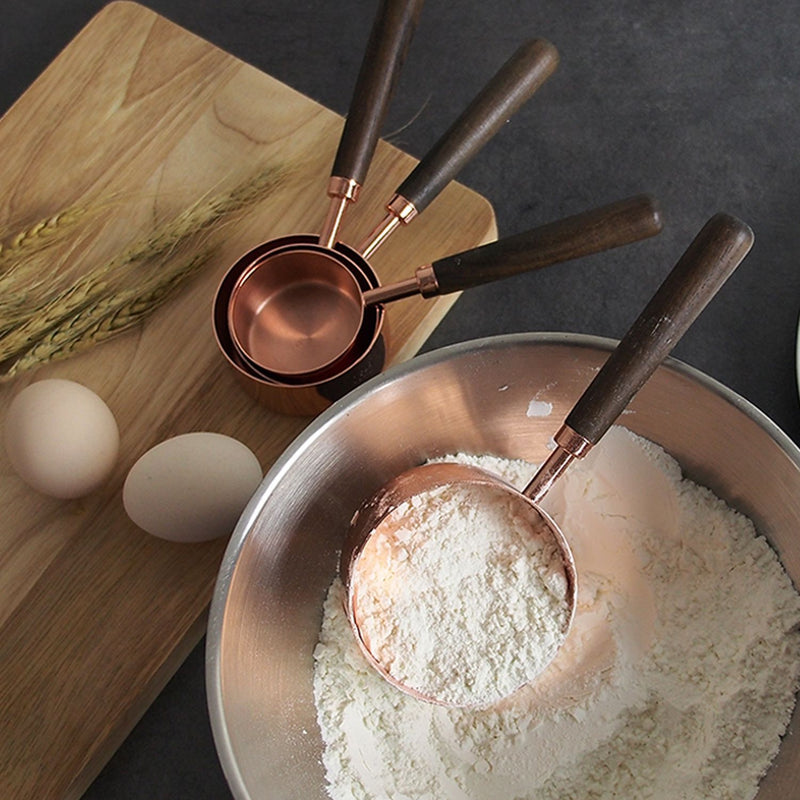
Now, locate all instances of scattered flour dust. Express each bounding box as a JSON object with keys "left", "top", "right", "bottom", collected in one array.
[
  {"left": 313, "top": 427, "right": 800, "bottom": 799},
  {"left": 526, "top": 398, "right": 554, "bottom": 417},
  {"left": 351, "top": 479, "right": 570, "bottom": 706}
]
